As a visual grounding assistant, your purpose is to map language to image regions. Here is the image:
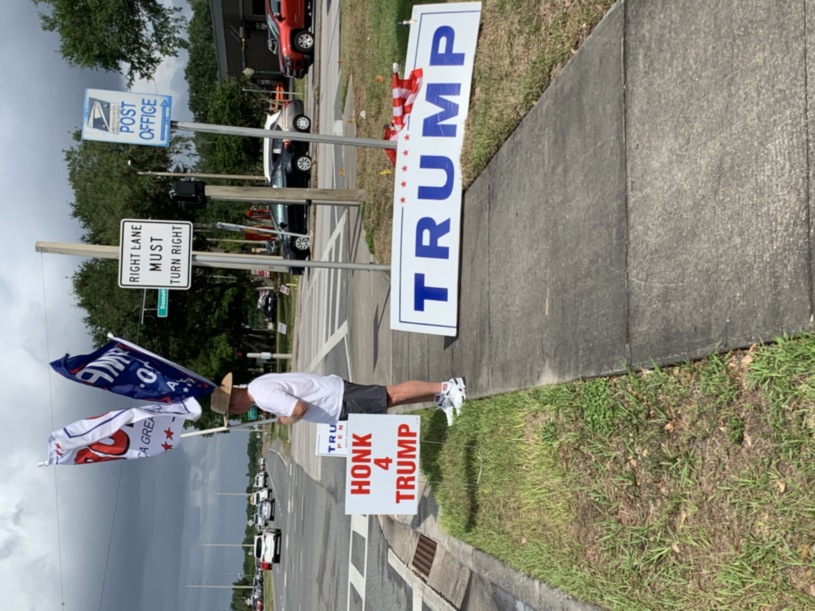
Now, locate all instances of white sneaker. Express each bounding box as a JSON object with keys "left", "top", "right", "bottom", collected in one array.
[
  {"left": 434, "top": 393, "right": 455, "bottom": 426},
  {"left": 441, "top": 378, "right": 466, "bottom": 415},
  {"left": 450, "top": 377, "right": 467, "bottom": 401}
]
